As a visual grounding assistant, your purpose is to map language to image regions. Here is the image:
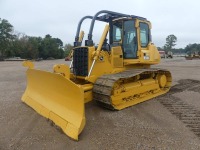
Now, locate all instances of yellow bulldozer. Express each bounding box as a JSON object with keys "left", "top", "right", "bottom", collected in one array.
[{"left": 22, "top": 10, "right": 172, "bottom": 140}]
